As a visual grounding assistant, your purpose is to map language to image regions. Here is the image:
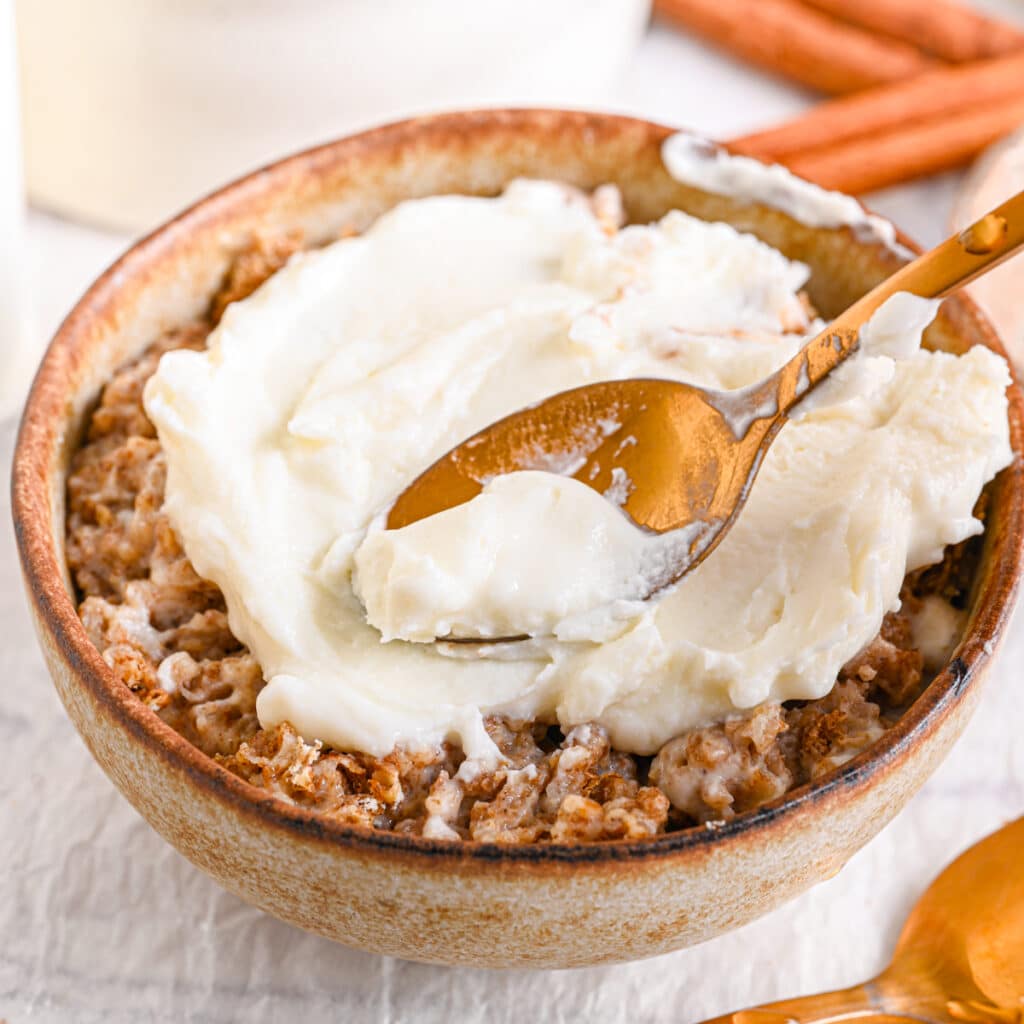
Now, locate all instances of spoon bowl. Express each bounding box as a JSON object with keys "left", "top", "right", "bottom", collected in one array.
[
  {"left": 388, "top": 376, "right": 791, "bottom": 592},
  {"left": 888, "top": 815, "right": 1024, "bottom": 1010}
]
